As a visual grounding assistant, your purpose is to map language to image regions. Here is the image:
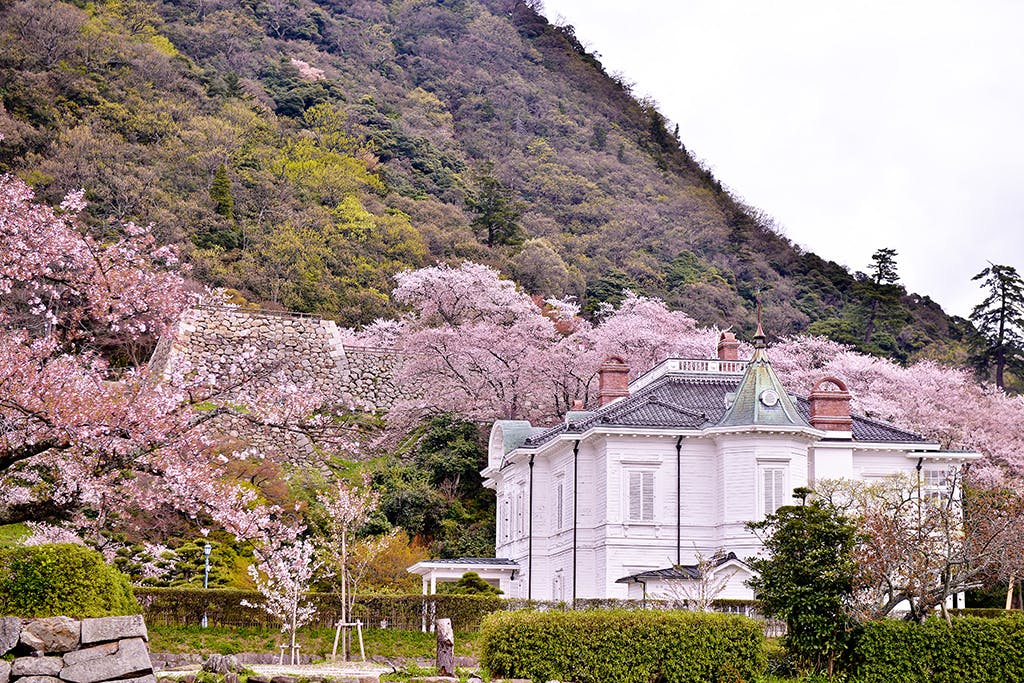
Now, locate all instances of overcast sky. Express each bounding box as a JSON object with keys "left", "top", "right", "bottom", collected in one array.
[{"left": 542, "top": 0, "right": 1024, "bottom": 317}]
